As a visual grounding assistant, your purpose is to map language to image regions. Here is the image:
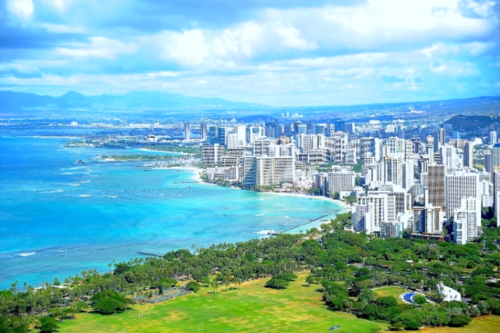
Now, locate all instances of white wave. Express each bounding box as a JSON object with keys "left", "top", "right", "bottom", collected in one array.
[
  {"left": 80, "top": 194, "right": 91, "bottom": 197},
  {"left": 107, "top": 195, "right": 118, "bottom": 198},
  {"left": 256, "top": 229, "right": 275, "bottom": 235},
  {"left": 58, "top": 250, "right": 67, "bottom": 253},
  {"left": 255, "top": 213, "right": 264, "bottom": 216},
  {"left": 19, "top": 252, "right": 35, "bottom": 257},
  {"left": 61, "top": 173, "right": 73, "bottom": 175},
  {"left": 80, "top": 180, "right": 90, "bottom": 183},
  {"left": 66, "top": 183, "right": 80, "bottom": 187},
  {"left": 285, "top": 216, "right": 289, "bottom": 219},
  {"left": 44, "top": 189, "right": 65, "bottom": 193}
]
